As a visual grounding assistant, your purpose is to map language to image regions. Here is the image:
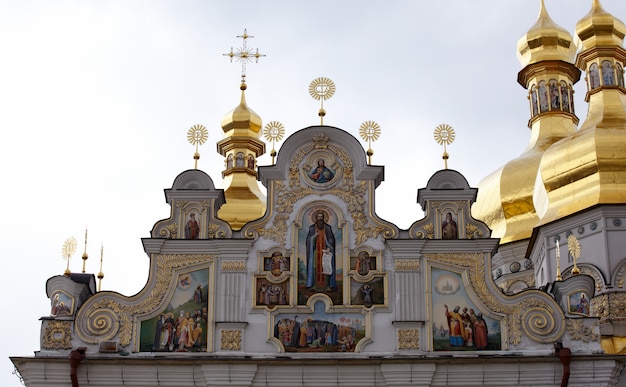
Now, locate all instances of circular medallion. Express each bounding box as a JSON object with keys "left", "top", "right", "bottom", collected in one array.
[{"left": 510, "top": 261, "right": 521, "bottom": 273}]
